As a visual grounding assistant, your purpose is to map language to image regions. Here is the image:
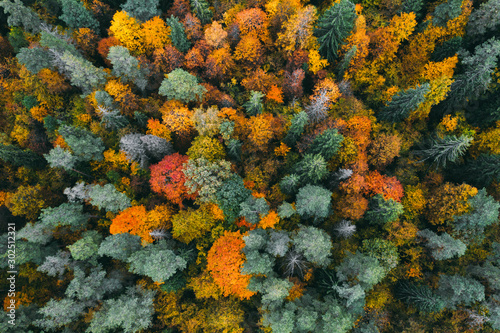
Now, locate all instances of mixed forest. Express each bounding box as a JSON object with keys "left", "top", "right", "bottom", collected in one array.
[{"left": 0, "top": 0, "right": 500, "bottom": 331}]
